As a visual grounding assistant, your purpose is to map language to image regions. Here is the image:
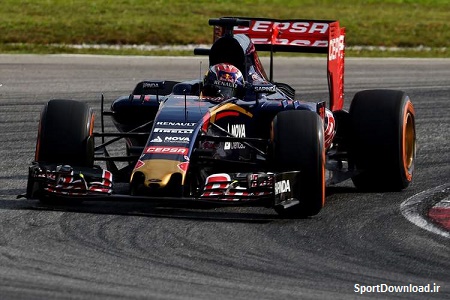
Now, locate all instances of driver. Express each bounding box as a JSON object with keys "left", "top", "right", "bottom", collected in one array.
[{"left": 201, "top": 63, "right": 245, "bottom": 101}]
